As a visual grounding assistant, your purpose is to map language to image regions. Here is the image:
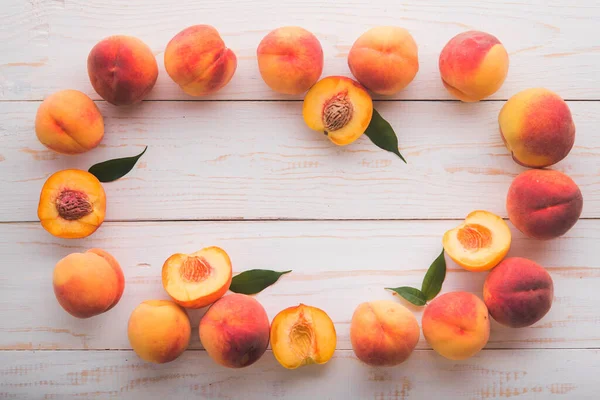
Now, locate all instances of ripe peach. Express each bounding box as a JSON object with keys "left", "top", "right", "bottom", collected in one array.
[
  {"left": 87, "top": 35, "right": 158, "bottom": 106},
  {"left": 348, "top": 26, "right": 419, "bottom": 95},
  {"left": 128, "top": 300, "right": 191, "bottom": 364},
  {"left": 507, "top": 169, "right": 583, "bottom": 240},
  {"left": 422, "top": 292, "right": 490, "bottom": 360},
  {"left": 37, "top": 169, "right": 106, "bottom": 239},
  {"left": 199, "top": 294, "right": 270, "bottom": 368},
  {"left": 350, "top": 300, "right": 420, "bottom": 366},
  {"left": 270, "top": 304, "right": 336, "bottom": 369},
  {"left": 53, "top": 249, "right": 124, "bottom": 318},
  {"left": 499, "top": 88, "right": 576, "bottom": 168},
  {"left": 257, "top": 26, "right": 323, "bottom": 95},
  {"left": 484, "top": 257, "right": 554, "bottom": 328},
  {"left": 164, "top": 25, "right": 237, "bottom": 96},
  {"left": 303, "top": 76, "right": 373, "bottom": 146},
  {"left": 35, "top": 90, "right": 104, "bottom": 154},
  {"left": 439, "top": 31, "right": 509, "bottom": 102}
]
